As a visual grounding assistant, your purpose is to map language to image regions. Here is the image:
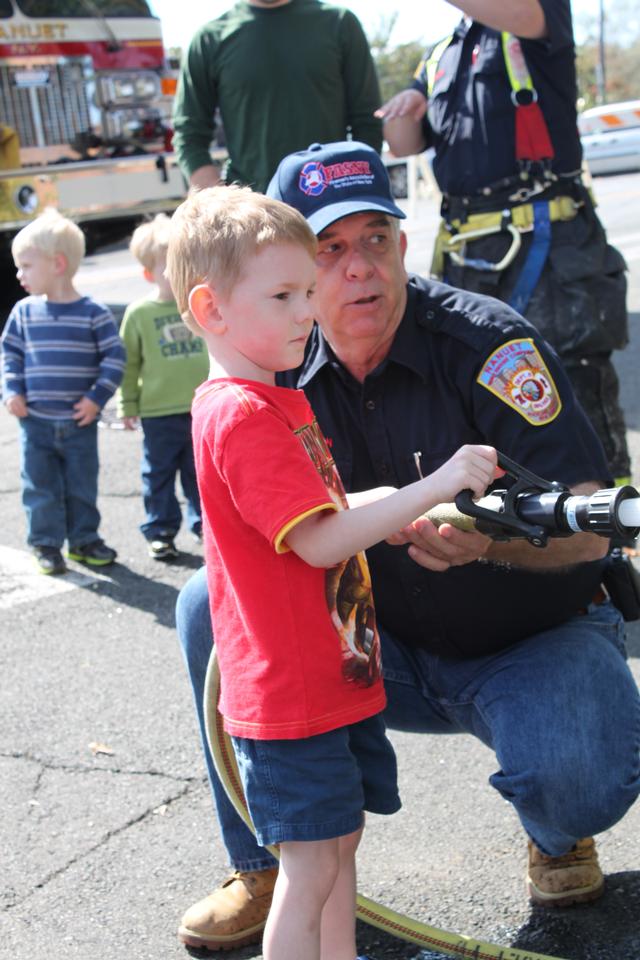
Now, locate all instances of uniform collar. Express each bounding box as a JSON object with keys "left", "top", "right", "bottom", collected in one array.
[{"left": 296, "top": 279, "right": 432, "bottom": 388}]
